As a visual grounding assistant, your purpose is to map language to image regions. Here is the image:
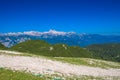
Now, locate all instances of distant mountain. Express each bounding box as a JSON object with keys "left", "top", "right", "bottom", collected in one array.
[
  {"left": 10, "top": 40, "right": 92, "bottom": 58},
  {"left": 0, "top": 30, "right": 120, "bottom": 47},
  {"left": 86, "top": 43, "right": 120, "bottom": 62}
]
